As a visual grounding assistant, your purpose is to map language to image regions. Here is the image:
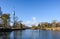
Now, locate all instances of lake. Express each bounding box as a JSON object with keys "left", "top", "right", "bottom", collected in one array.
[{"left": 0, "top": 29, "right": 60, "bottom": 39}]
